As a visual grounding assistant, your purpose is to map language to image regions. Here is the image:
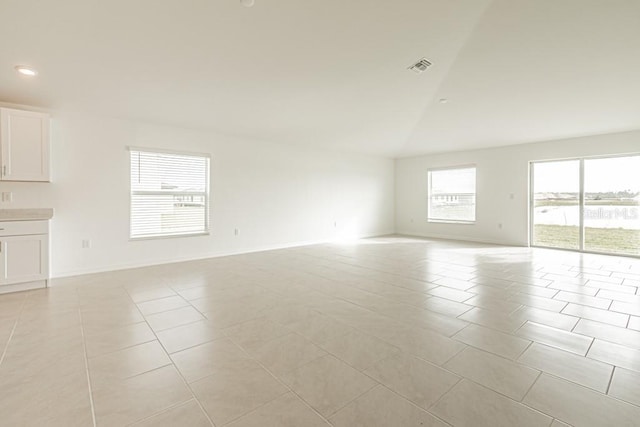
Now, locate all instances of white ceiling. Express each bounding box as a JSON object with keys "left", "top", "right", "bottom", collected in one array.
[{"left": 1, "top": 0, "right": 639, "bottom": 158}]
